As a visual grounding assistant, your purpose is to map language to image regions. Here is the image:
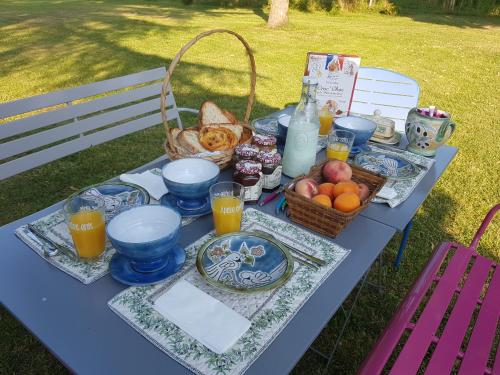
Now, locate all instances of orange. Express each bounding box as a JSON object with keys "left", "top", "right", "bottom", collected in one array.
[
  {"left": 317, "top": 183, "right": 335, "bottom": 199},
  {"left": 332, "top": 181, "right": 359, "bottom": 198},
  {"left": 334, "top": 192, "right": 361, "bottom": 213},
  {"left": 312, "top": 194, "right": 332, "bottom": 208}
]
